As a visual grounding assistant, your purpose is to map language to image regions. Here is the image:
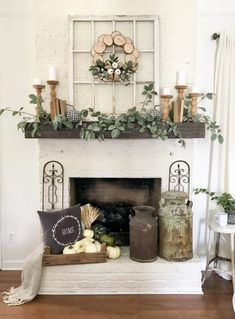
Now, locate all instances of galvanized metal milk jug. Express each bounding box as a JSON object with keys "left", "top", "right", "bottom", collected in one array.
[
  {"left": 159, "top": 191, "right": 193, "bottom": 261},
  {"left": 129, "top": 205, "right": 158, "bottom": 262}
]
